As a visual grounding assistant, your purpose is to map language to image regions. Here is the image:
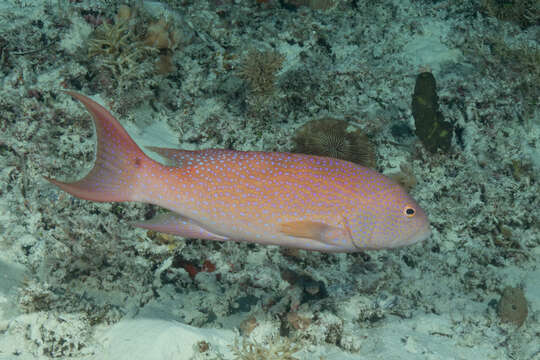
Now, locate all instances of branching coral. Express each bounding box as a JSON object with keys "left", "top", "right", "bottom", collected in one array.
[
  {"left": 87, "top": 5, "right": 181, "bottom": 89},
  {"left": 89, "top": 21, "right": 150, "bottom": 77},
  {"left": 88, "top": 14, "right": 132, "bottom": 57},
  {"left": 87, "top": 6, "right": 155, "bottom": 87}
]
